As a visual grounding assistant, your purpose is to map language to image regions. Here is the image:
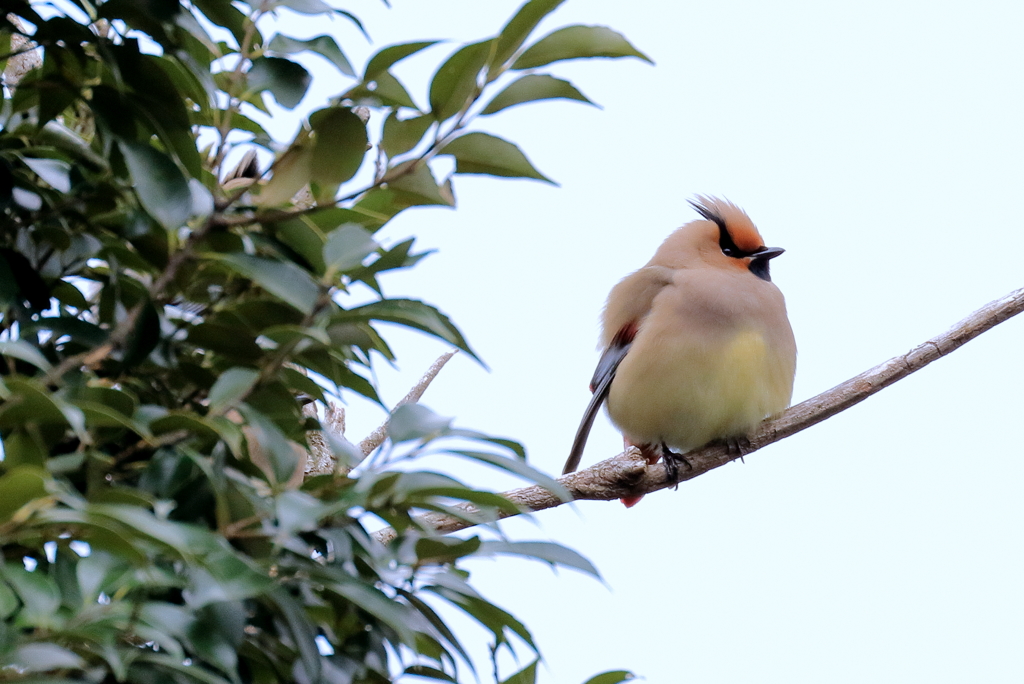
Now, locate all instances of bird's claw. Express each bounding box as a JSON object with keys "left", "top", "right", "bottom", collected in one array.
[
  {"left": 724, "top": 436, "right": 752, "bottom": 461},
  {"left": 660, "top": 442, "right": 692, "bottom": 489}
]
